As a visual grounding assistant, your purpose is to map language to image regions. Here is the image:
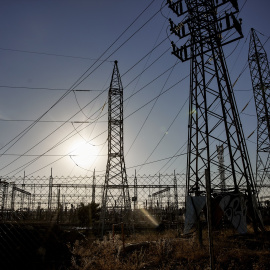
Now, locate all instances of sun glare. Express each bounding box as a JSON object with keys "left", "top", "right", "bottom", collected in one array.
[{"left": 70, "top": 140, "right": 99, "bottom": 168}]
